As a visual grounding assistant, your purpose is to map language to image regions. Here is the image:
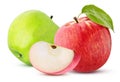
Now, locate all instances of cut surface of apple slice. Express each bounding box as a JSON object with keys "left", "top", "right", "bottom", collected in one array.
[{"left": 29, "top": 41, "right": 80, "bottom": 75}]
